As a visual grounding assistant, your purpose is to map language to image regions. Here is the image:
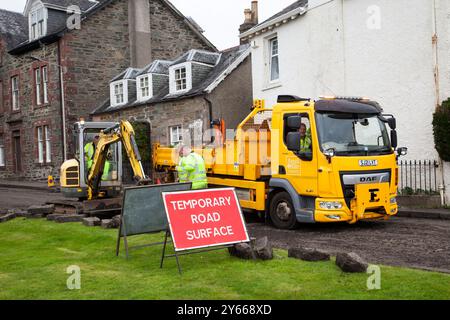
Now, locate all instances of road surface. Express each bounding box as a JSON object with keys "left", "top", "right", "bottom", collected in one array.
[
  {"left": 247, "top": 217, "right": 450, "bottom": 273},
  {"left": 0, "top": 187, "right": 61, "bottom": 210}
]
